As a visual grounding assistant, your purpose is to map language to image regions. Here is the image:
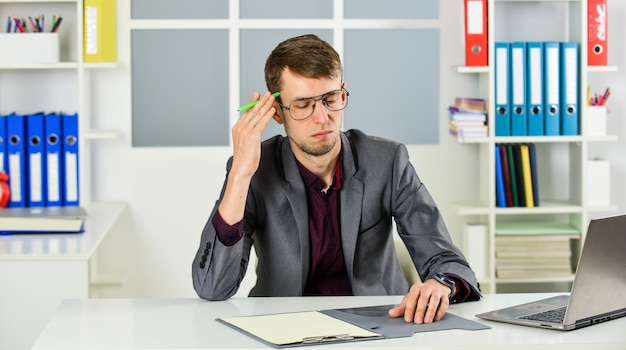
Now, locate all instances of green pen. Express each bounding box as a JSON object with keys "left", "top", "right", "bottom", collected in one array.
[{"left": 237, "top": 92, "right": 280, "bottom": 112}]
